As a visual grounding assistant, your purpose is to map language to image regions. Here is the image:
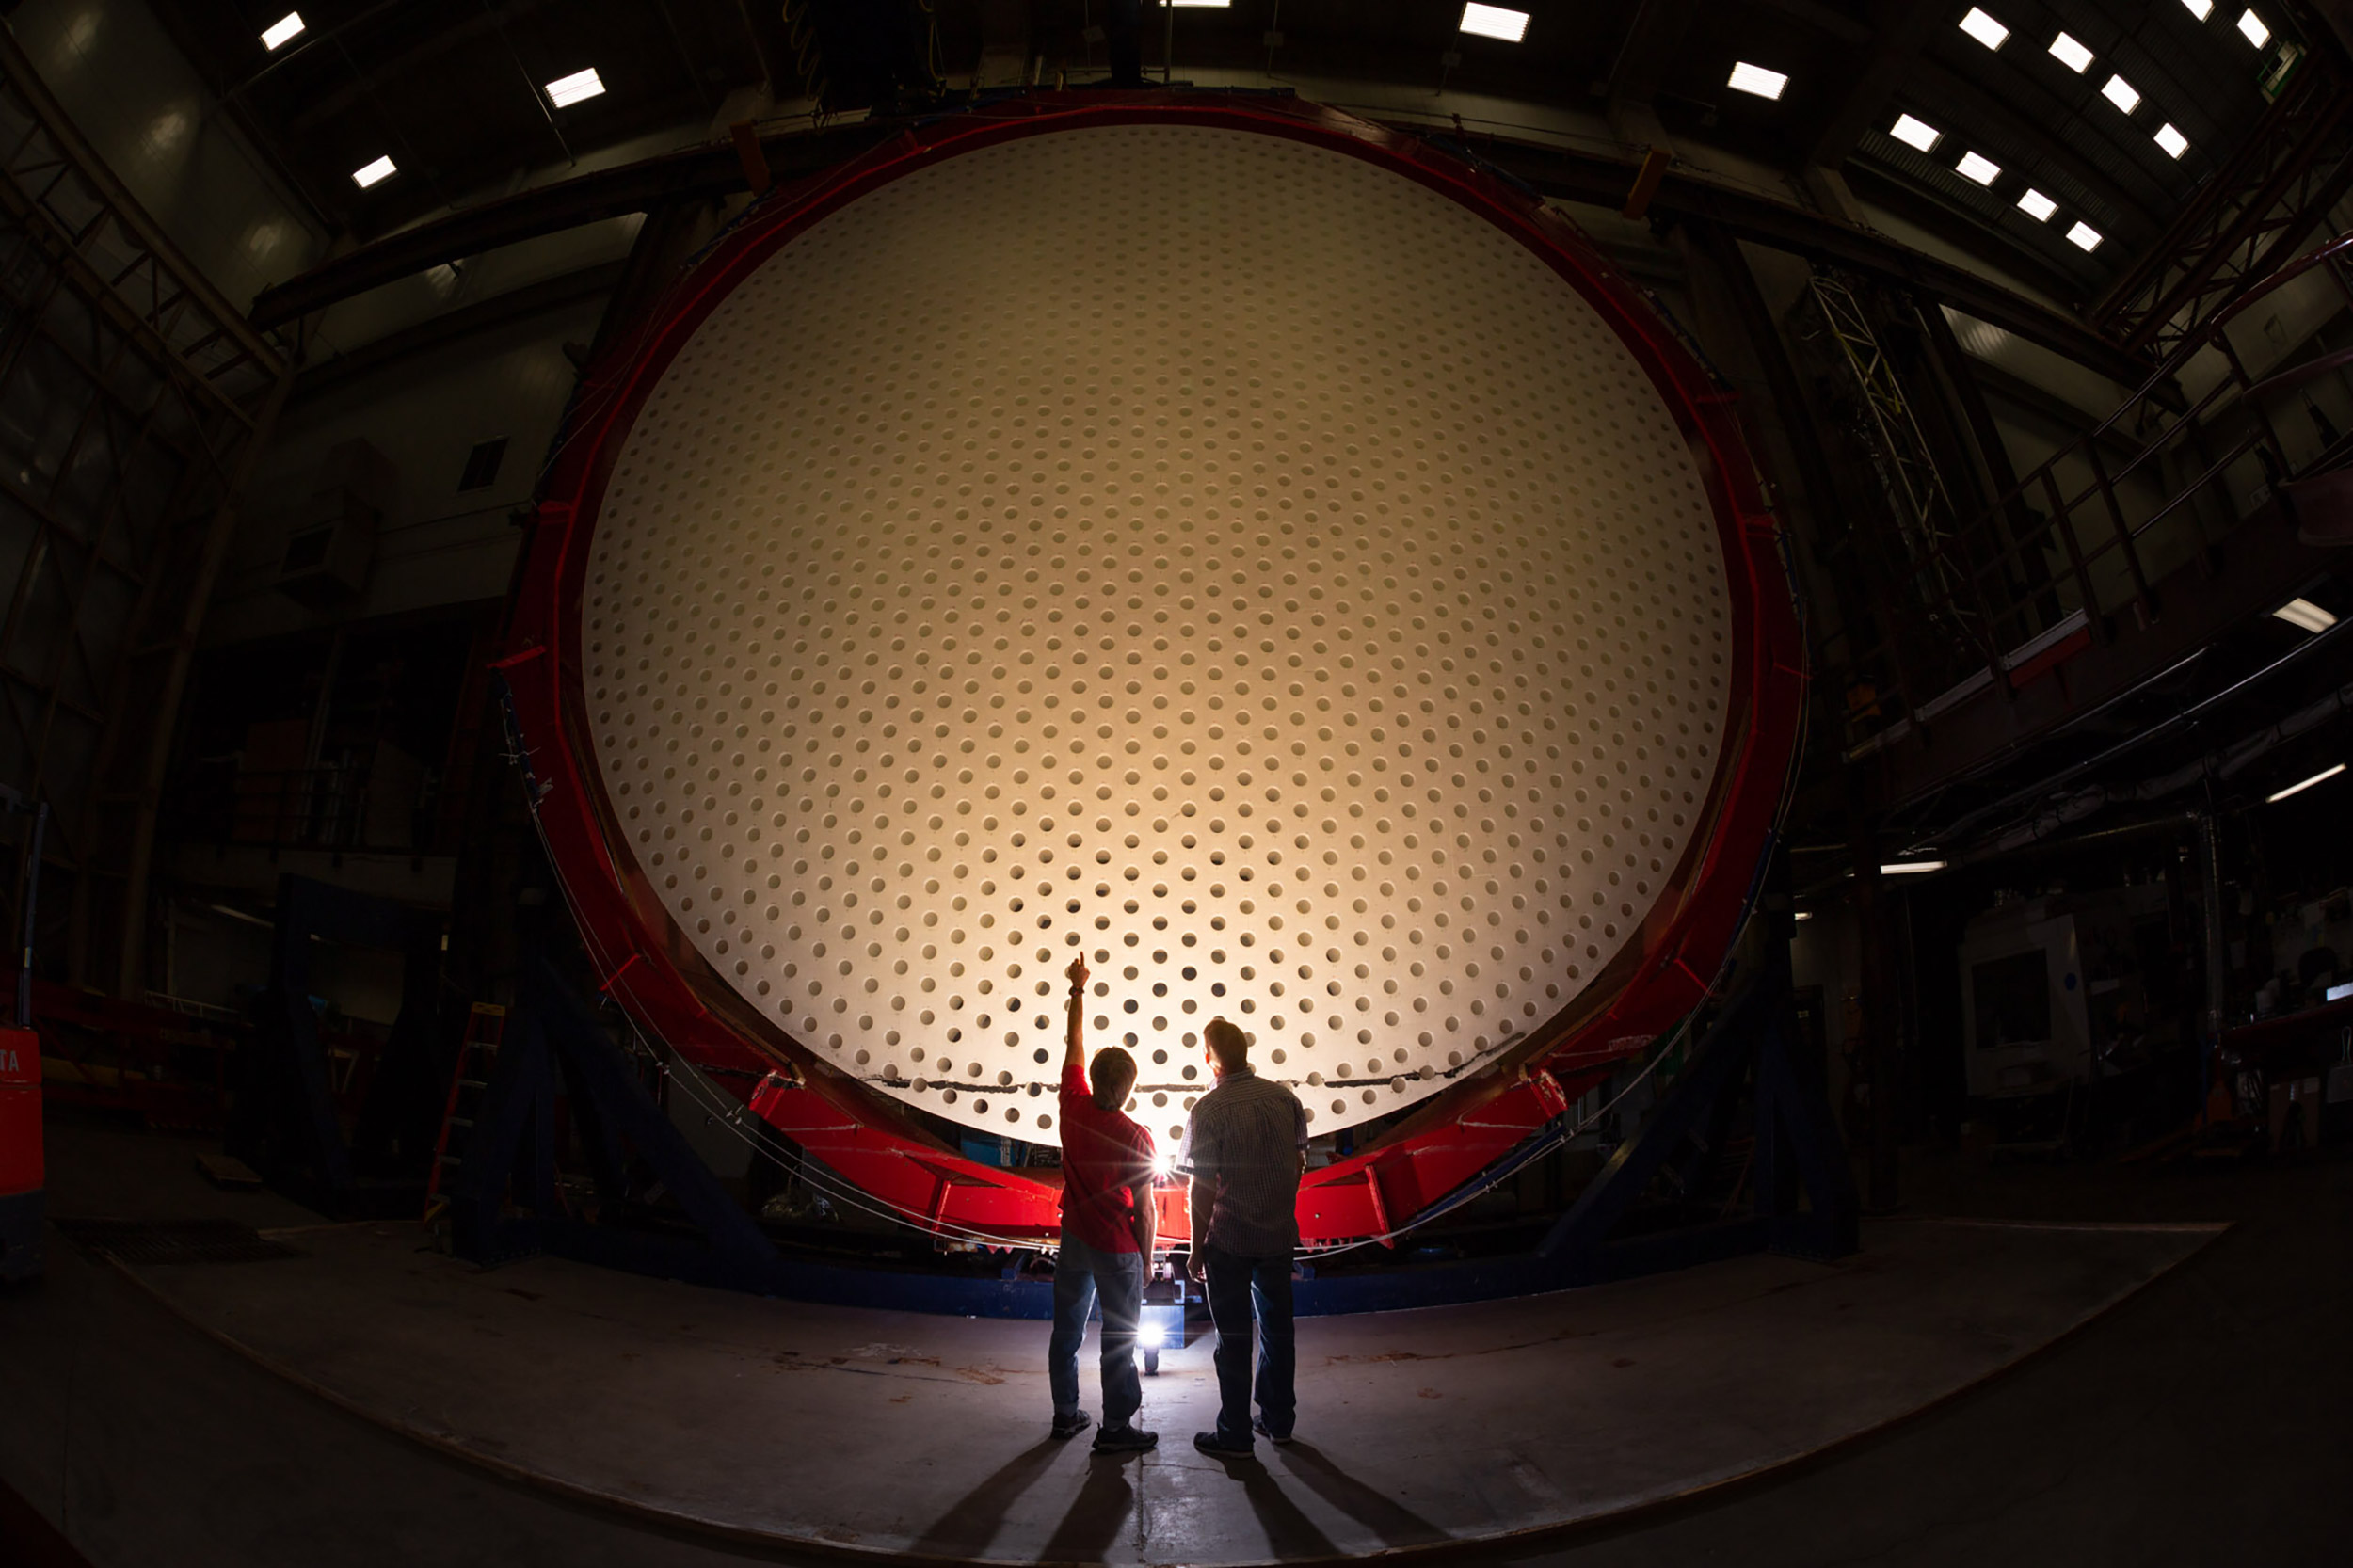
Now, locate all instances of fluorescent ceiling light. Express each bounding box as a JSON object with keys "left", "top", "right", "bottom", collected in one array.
[
  {"left": 2237, "top": 8, "right": 2270, "bottom": 46},
  {"left": 2016, "top": 187, "right": 2057, "bottom": 220},
  {"left": 1459, "top": 3, "right": 1528, "bottom": 40},
  {"left": 1959, "top": 8, "right": 2009, "bottom": 49},
  {"left": 260, "top": 11, "right": 304, "bottom": 50},
  {"left": 1890, "top": 113, "right": 1943, "bottom": 152},
  {"left": 1726, "top": 61, "right": 1787, "bottom": 100},
  {"left": 544, "top": 67, "right": 606, "bottom": 107},
  {"left": 2048, "top": 31, "right": 2094, "bottom": 72},
  {"left": 1170, "top": 0, "right": 1230, "bottom": 6},
  {"left": 2154, "top": 122, "right": 2189, "bottom": 158},
  {"left": 351, "top": 154, "right": 396, "bottom": 188},
  {"left": 2272, "top": 596, "right": 2338, "bottom": 632},
  {"left": 2329, "top": 980, "right": 2353, "bottom": 1002},
  {"left": 1794, "top": 910, "right": 1814, "bottom": 921},
  {"left": 1956, "top": 150, "right": 2002, "bottom": 185},
  {"left": 2067, "top": 220, "right": 2103, "bottom": 250},
  {"left": 2101, "top": 73, "right": 2141, "bottom": 113},
  {"left": 2267, "top": 762, "right": 2345, "bottom": 803},
  {"left": 2183, "top": 0, "right": 2213, "bottom": 16},
  {"left": 1881, "top": 859, "right": 1947, "bottom": 875}
]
